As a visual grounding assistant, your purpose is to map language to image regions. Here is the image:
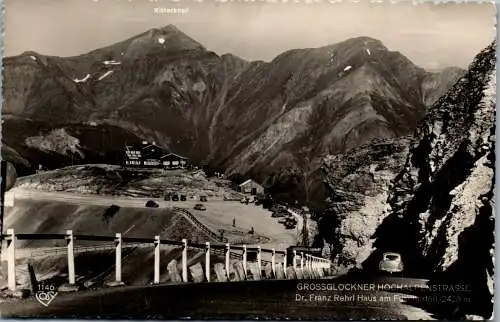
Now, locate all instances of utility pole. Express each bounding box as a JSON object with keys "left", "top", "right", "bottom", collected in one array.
[
  {"left": 297, "top": 147, "right": 311, "bottom": 247},
  {"left": 302, "top": 211, "right": 309, "bottom": 247}
]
